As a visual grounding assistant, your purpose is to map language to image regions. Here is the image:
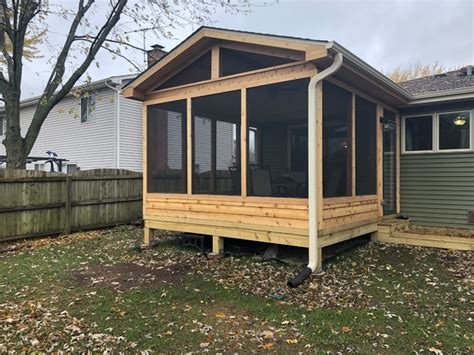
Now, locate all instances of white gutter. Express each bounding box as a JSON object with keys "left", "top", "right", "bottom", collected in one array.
[
  {"left": 105, "top": 79, "right": 122, "bottom": 169},
  {"left": 287, "top": 52, "right": 344, "bottom": 288}
]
